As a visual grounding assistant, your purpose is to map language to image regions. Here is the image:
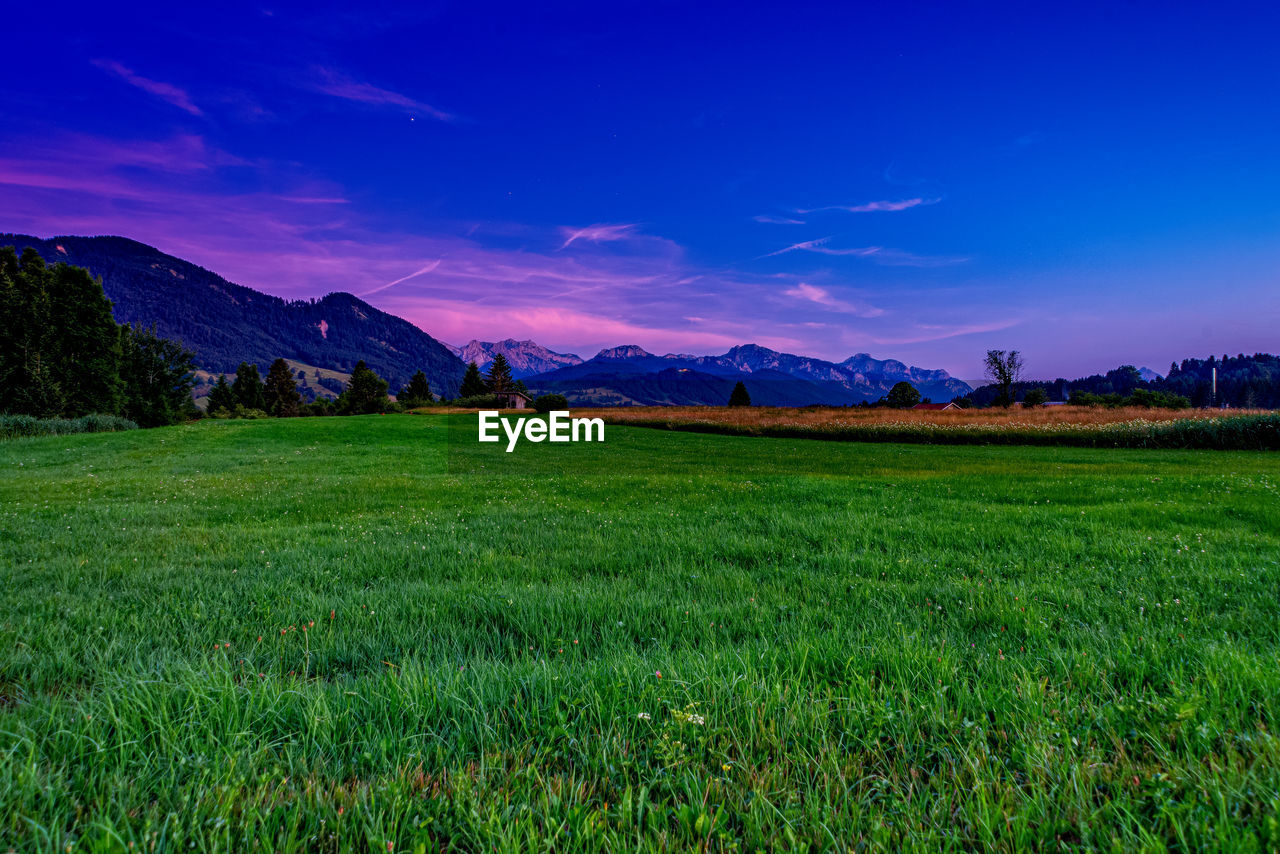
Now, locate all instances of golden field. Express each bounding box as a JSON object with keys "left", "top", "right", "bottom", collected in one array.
[{"left": 580, "top": 404, "right": 1263, "bottom": 429}]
